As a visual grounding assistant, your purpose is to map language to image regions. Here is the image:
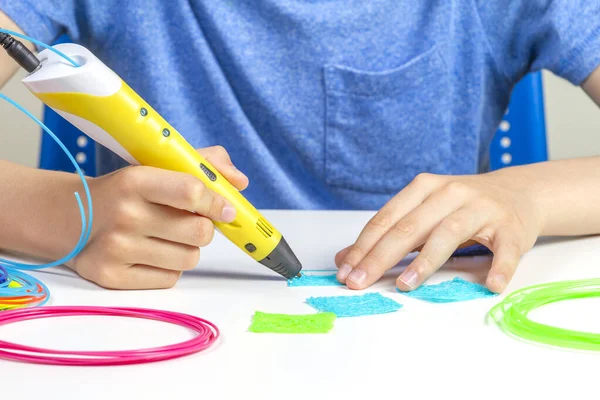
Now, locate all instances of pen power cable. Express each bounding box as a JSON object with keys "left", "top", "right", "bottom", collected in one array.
[
  {"left": 0, "top": 30, "right": 220, "bottom": 364},
  {"left": 0, "top": 28, "right": 88, "bottom": 312}
]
